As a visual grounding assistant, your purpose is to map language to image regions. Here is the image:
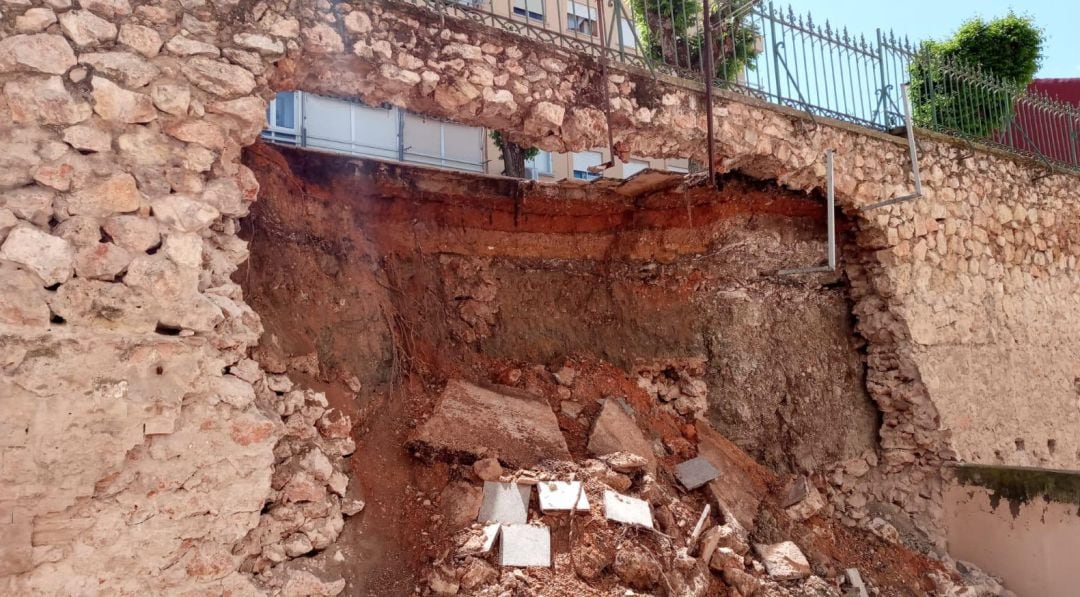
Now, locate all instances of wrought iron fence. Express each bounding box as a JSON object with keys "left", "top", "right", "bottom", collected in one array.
[{"left": 399, "top": 0, "right": 1080, "bottom": 171}]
